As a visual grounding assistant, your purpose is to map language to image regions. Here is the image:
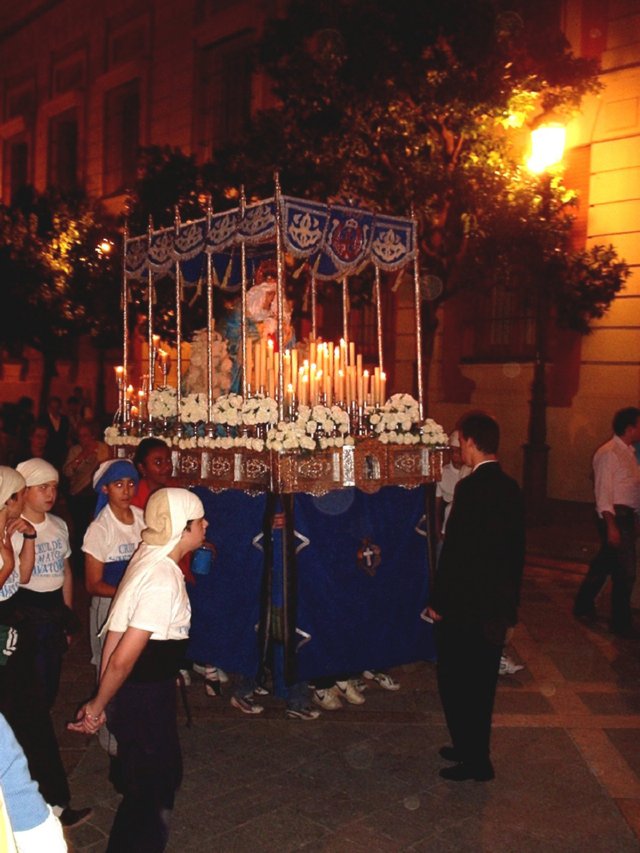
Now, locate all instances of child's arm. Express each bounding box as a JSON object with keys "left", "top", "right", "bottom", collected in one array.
[
  {"left": 62, "top": 558, "right": 73, "bottom": 609},
  {"left": 5, "top": 517, "right": 36, "bottom": 583},
  {"left": 0, "top": 508, "right": 15, "bottom": 589},
  {"left": 85, "top": 553, "right": 117, "bottom": 598}
]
